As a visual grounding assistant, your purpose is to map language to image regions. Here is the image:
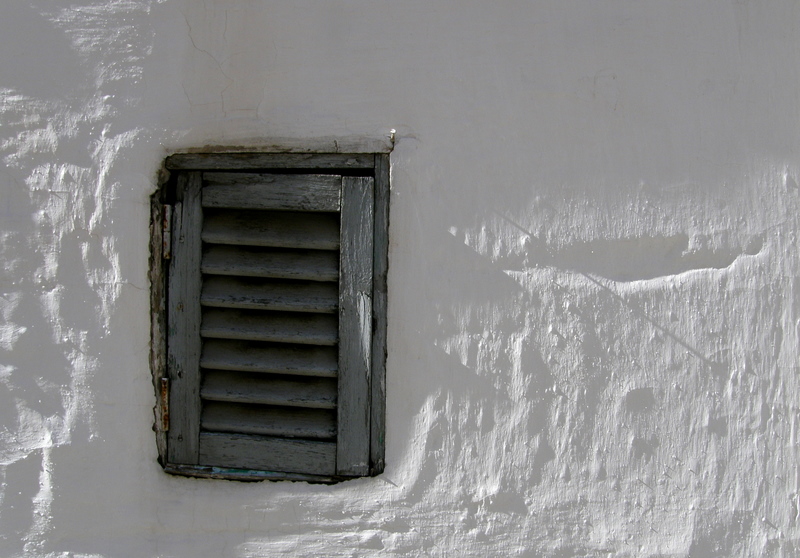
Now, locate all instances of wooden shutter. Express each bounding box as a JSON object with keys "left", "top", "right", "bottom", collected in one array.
[{"left": 166, "top": 169, "right": 376, "bottom": 478}]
